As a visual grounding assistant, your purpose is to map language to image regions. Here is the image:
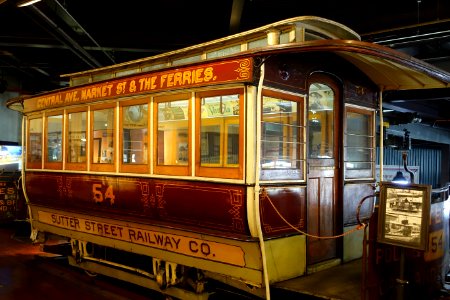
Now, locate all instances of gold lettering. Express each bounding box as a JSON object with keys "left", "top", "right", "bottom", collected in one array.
[
  {"left": 116, "top": 82, "right": 127, "bottom": 94},
  {"left": 129, "top": 80, "right": 136, "bottom": 92},
  {"left": 204, "top": 67, "right": 213, "bottom": 81},
  {"left": 167, "top": 73, "right": 174, "bottom": 87},
  {"left": 80, "top": 89, "right": 88, "bottom": 101},
  {"left": 173, "top": 72, "right": 182, "bottom": 86},
  {"left": 160, "top": 74, "right": 167, "bottom": 87},
  {"left": 182, "top": 71, "right": 191, "bottom": 85},
  {"left": 151, "top": 76, "right": 157, "bottom": 89},
  {"left": 195, "top": 68, "right": 204, "bottom": 83},
  {"left": 105, "top": 84, "right": 113, "bottom": 95}
]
